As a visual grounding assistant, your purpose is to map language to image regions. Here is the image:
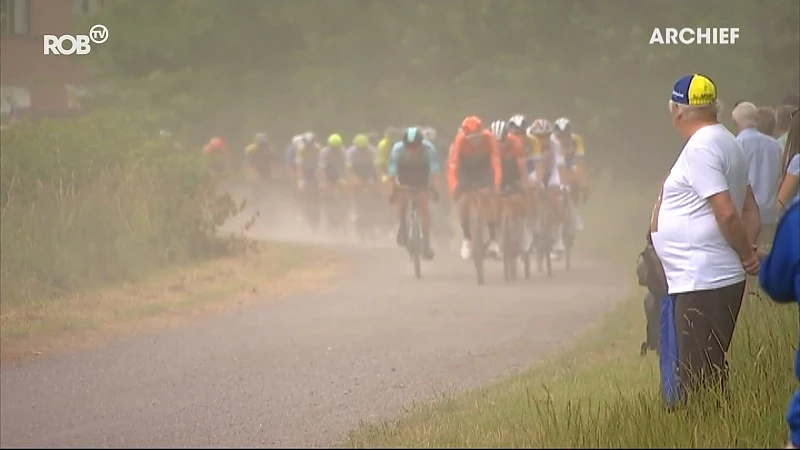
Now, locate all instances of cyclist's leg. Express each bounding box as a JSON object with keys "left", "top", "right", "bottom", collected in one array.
[
  {"left": 484, "top": 186, "right": 500, "bottom": 255},
  {"left": 547, "top": 170, "right": 565, "bottom": 252},
  {"left": 457, "top": 193, "right": 472, "bottom": 259}
]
